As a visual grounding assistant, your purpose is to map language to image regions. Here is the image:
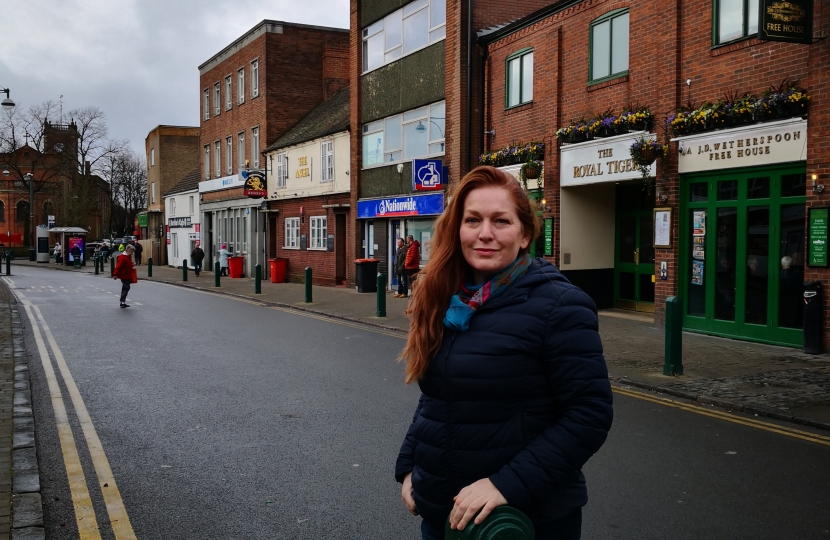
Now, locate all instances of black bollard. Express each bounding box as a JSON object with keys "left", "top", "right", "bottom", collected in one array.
[
  {"left": 376, "top": 273, "right": 386, "bottom": 317},
  {"left": 214, "top": 260, "right": 220, "bottom": 287},
  {"left": 305, "top": 267, "right": 312, "bottom": 303},
  {"left": 182, "top": 259, "right": 188, "bottom": 282},
  {"left": 255, "top": 264, "right": 261, "bottom": 294},
  {"left": 147, "top": 257, "right": 153, "bottom": 277}
]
